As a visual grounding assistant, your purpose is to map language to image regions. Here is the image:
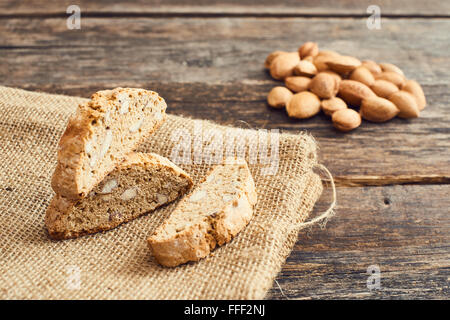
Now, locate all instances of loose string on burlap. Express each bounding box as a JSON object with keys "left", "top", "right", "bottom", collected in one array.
[
  {"left": 273, "top": 164, "right": 336, "bottom": 300},
  {"left": 297, "top": 164, "right": 336, "bottom": 230},
  {"left": 235, "top": 118, "right": 337, "bottom": 230}
]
